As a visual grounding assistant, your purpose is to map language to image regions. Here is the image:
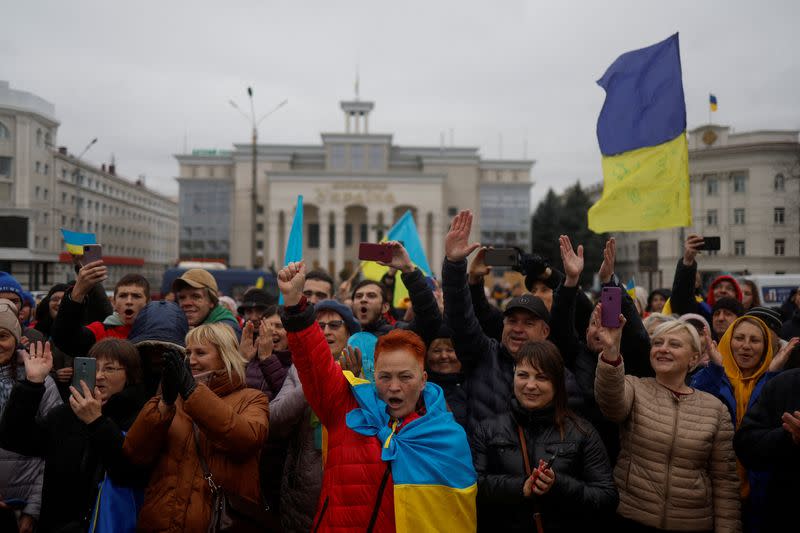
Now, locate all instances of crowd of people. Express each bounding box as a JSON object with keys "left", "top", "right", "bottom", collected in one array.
[{"left": 0, "top": 209, "right": 798, "bottom": 532}]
